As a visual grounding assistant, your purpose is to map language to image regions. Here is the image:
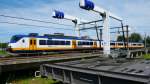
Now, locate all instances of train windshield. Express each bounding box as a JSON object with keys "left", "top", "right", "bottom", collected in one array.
[{"left": 10, "top": 35, "right": 22, "bottom": 43}]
